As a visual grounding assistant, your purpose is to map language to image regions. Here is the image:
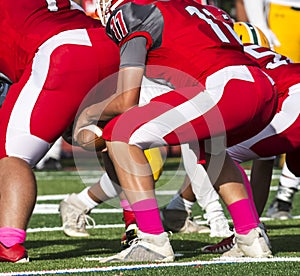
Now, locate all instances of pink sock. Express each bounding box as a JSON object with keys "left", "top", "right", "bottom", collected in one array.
[
  {"left": 235, "top": 162, "right": 260, "bottom": 223},
  {"left": 132, "top": 198, "right": 164, "bottom": 235},
  {"left": 120, "top": 199, "right": 133, "bottom": 211},
  {"left": 227, "top": 199, "right": 258, "bottom": 234},
  {"left": 0, "top": 227, "right": 26, "bottom": 247}
]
